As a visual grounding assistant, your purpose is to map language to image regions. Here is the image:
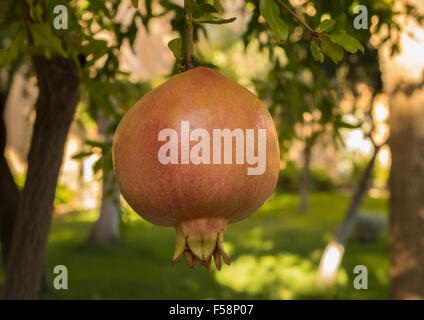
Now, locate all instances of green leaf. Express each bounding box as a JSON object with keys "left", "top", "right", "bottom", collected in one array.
[
  {"left": 328, "top": 31, "right": 365, "bottom": 54},
  {"left": 72, "top": 151, "right": 93, "bottom": 160},
  {"left": 260, "top": 0, "right": 288, "bottom": 42},
  {"left": 131, "top": 0, "right": 138, "bottom": 8},
  {"left": 311, "top": 40, "right": 324, "bottom": 63},
  {"left": 86, "top": 140, "right": 108, "bottom": 149},
  {"left": 168, "top": 38, "right": 183, "bottom": 60},
  {"left": 30, "top": 23, "right": 67, "bottom": 58},
  {"left": 192, "top": 3, "right": 218, "bottom": 18},
  {"left": 186, "top": 0, "right": 198, "bottom": 12},
  {"left": 8, "top": 22, "right": 24, "bottom": 37},
  {"left": 0, "top": 25, "right": 26, "bottom": 67},
  {"left": 93, "top": 158, "right": 103, "bottom": 173},
  {"left": 333, "top": 13, "right": 347, "bottom": 31},
  {"left": 193, "top": 15, "right": 236, "bottom": 24},
  {"left": 318, "top": 19, "right": 336, "bottom": 33},
  {"left": 89, "top": 0, "right": 111, "bottom": 17},
  {"left": 82, "top": 39, "right": 108, "bottom": 63},
  {"left": 337, "top": 121, "right": 361, "bottom": 129},
  {"left": 212, "top": 0, "right": 221, "bottom": 12},
  {"left": 319, "top": 36, "right": 344, "bottom": 63},
  {"left": 391, "top": 43, "right": 400, "bottom": 56}
]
